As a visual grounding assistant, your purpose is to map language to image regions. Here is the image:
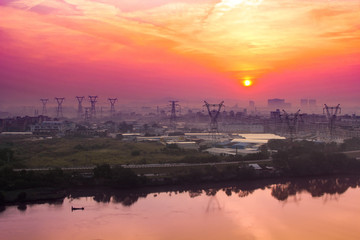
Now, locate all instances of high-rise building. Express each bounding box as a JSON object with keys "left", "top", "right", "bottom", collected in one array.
[
  {"left": 268, "top": 98, "right": 291, "bottom": 109},
  {"left": 249, "top": 101, "right": 255, "bottom": 108},
  {"left": 248, "top": 100, "right": 255, "bottom": 114},
  {"left": 309, "top": 99, "right": 317, "bottom": 107},
  {"left": 300, "top": 99, "right": 308, "bottom": 108}
]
